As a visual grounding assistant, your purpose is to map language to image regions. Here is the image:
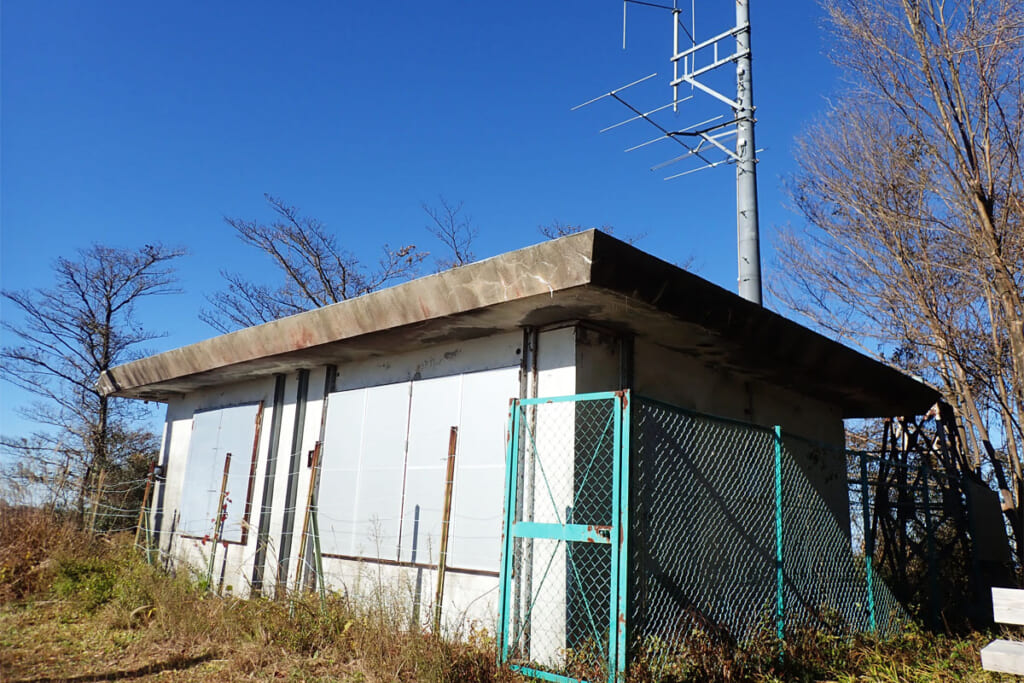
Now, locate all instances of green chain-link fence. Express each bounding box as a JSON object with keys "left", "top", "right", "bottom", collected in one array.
[
  {"left": 630, "top": 398, "right": 905, "bottom": 656},
  {"left": 500, "top": 392, "right": 927, "bottom": 682}
]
